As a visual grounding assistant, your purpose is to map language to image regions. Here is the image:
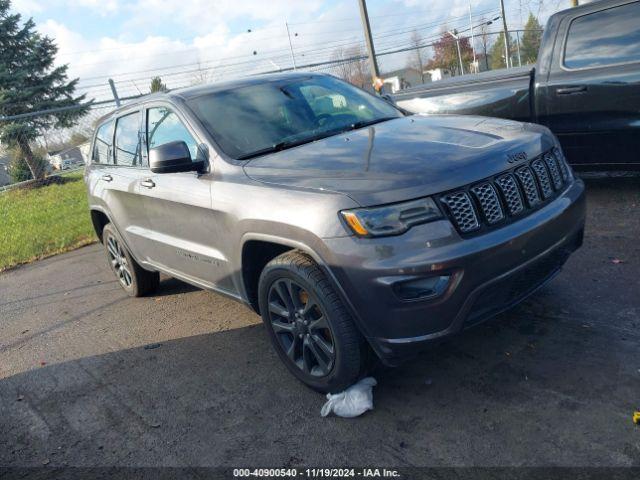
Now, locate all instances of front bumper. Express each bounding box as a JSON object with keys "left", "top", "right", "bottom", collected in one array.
[{"left": 322, "top": 179, "right": 586, "bottom": 365}]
